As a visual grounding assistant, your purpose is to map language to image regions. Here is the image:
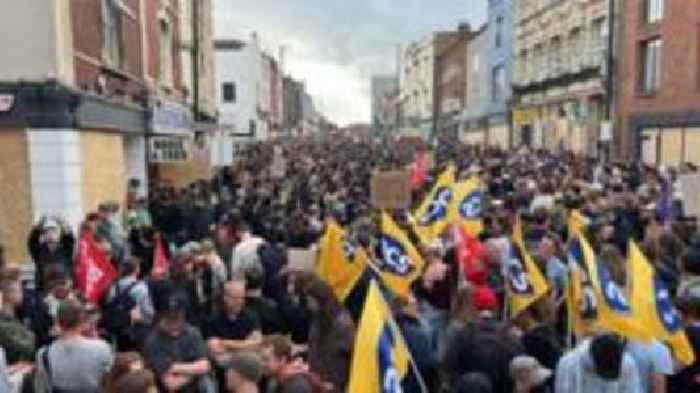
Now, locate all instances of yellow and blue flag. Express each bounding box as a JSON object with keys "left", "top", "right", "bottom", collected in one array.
[
  {"left": 317, "top": 219, "right": 369, "bottom": 301},
  {"left": 413, "top": 166, "right": 455, "bottom": 243},
  {"left": 628, "top": 241, "right": 695, "bottom": 365},
  {"left": 449, "top": 176, "right": 485, "bottom": 237},
  {"left": 508, "top": 216, "right": 549, "bottom": 317},
  {"left": 574, "top": 231, "right": 650, "bottom": 341},
  {"left": 348, "top": 280, "right": 411, "bottom": 393},
  {"left": 566, "top": 235, "right": 597, "bottom": 337},
  {"left": 378, "top": 211, "right": 426, "bottom": 299},
  {"left": 567, "top": 210, "right": 588, "bottom": 239}
]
